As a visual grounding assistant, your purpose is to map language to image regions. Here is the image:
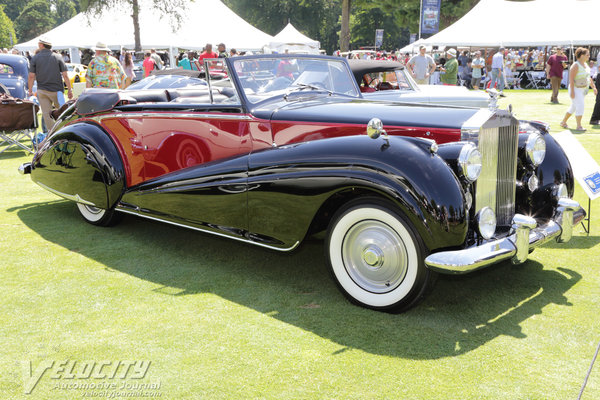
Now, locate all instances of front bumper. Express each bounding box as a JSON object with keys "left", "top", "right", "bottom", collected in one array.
[{"left": 425, "top": 198, "right": 585, "bottom": 274}]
